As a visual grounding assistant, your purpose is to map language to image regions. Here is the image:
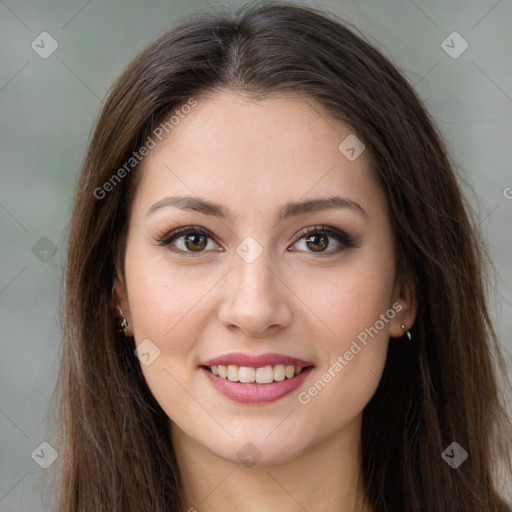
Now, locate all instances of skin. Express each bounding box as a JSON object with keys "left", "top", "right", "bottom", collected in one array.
[{"left": 114, "top": 90, "right": 417, "bottom": 512}]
